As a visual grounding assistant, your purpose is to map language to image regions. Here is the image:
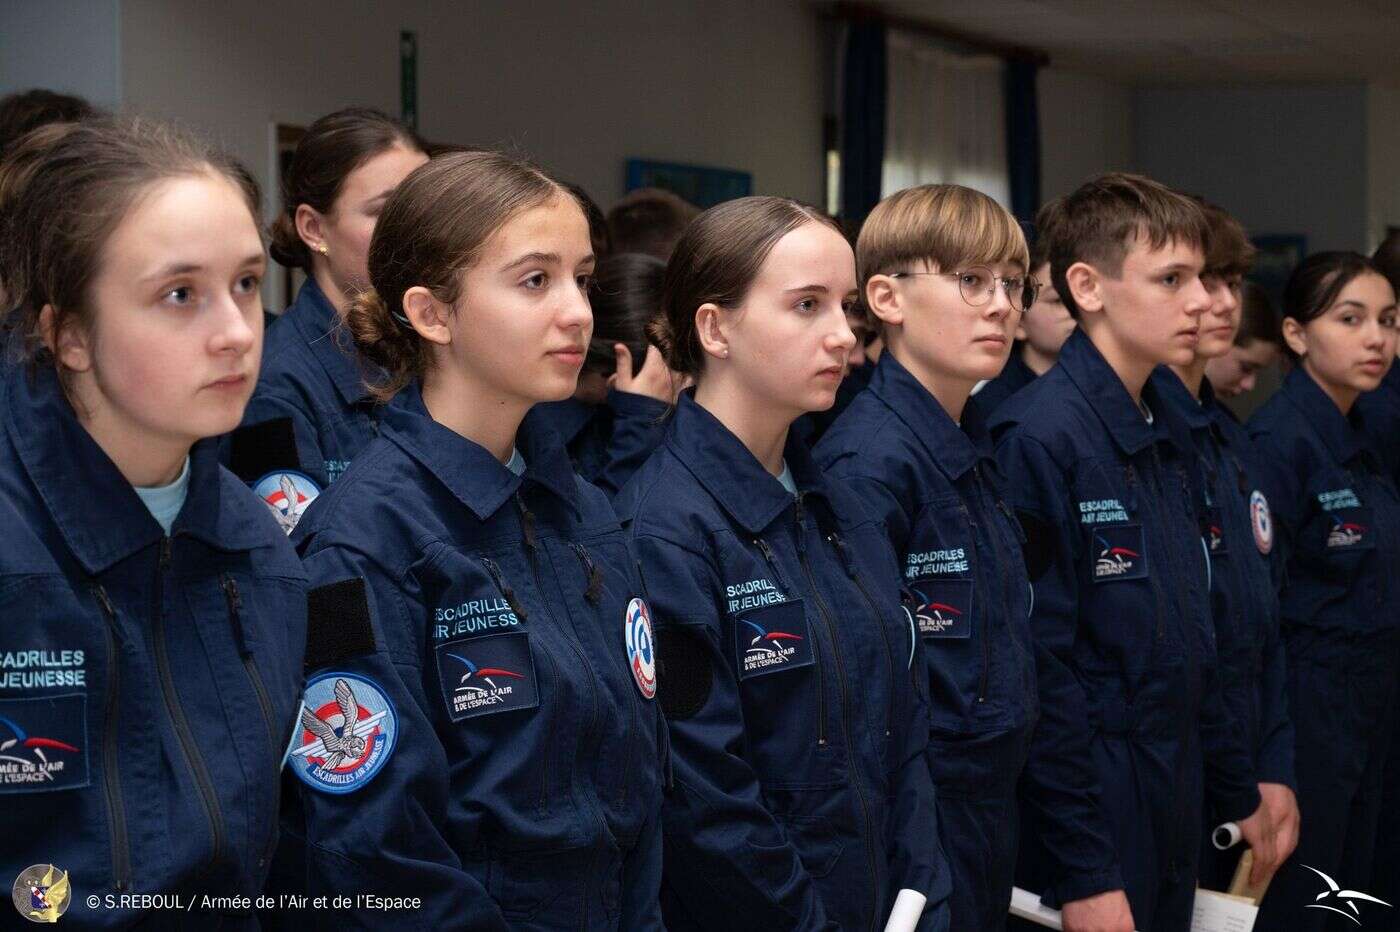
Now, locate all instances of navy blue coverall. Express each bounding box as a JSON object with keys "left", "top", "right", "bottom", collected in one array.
[
  {"left": 0, "top": 363, "right": 308, "bottom": 929},
  {"left": 290, "top": 385, "right": 667, "bottom": 931},
  {"left": 817, "top": 352, "right": 1038, "bottom": 932},
  {"left": 1249, "top": 366, "right": 1400, "bottom": 932},
  {"left": 1359, "top": 363, "right": 1400, "bottom": 930},
  {"left": 615, "top": 391, "right": 950, "bottom": 932},
  {"left": 1151, "top": 369, "right": 1296, "bottom": 889},
  {"left": 989, "top": 330, "right": 1261, "bottom": 932},
  {"left": 533, "top": 389, "right": 669, "bottom": 498}
]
